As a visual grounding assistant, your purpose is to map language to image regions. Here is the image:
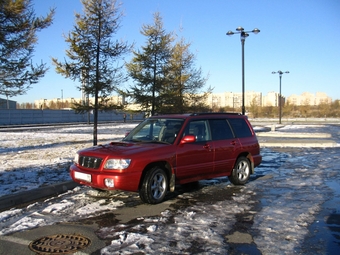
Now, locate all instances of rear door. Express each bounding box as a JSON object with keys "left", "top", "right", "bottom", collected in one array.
[
  {"left": 175, "top": 120, "right": 214, "bottom": 182},
  {"left": 228, "top": 117, "right": 261, "bottom": 166},
  {"left": 209, "top": 118, "right": 240, "bottom": 174}
]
